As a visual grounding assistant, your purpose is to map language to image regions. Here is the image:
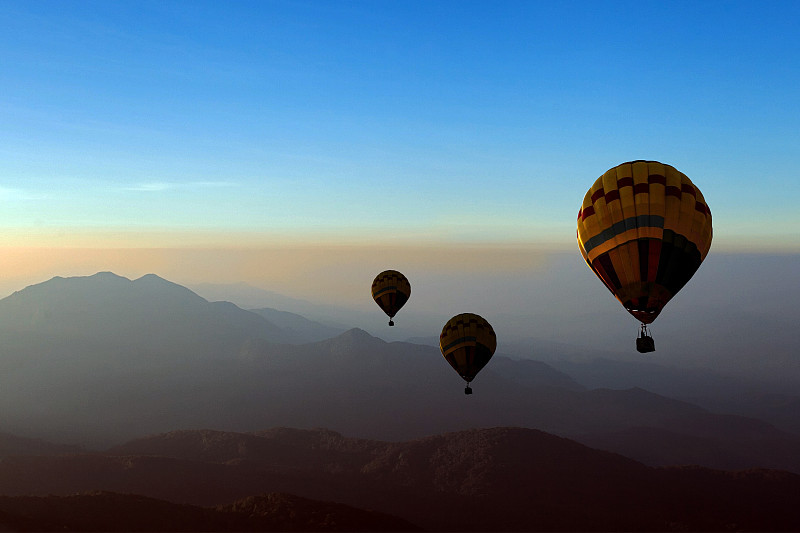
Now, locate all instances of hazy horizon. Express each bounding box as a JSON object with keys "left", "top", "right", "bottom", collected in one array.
[{"left": 1, "top": 249, "right": 796, "bottom": 386}]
